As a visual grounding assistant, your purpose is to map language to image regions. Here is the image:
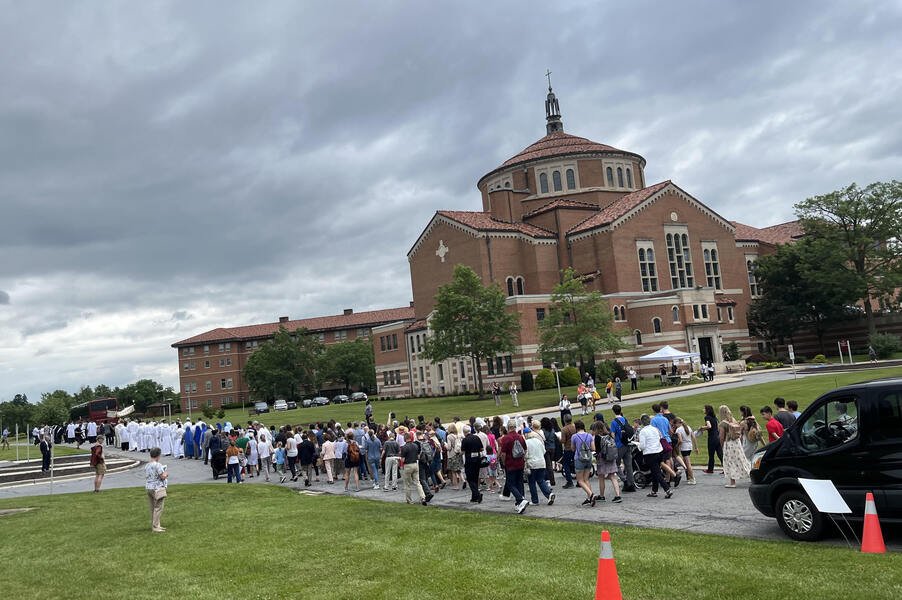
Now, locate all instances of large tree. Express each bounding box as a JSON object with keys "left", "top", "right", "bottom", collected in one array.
[
  {"left": 243, "top": 327, "right": 324, "bottom": 401},
  {"left": 538, "top": 268, "right": 626, "bottom": 372},
  {"left": 116, "top": 379, "right": 175, "bottom": 412},
  {"left": 320, "top": 339, "right": 376, "bottom": 392},
  {"left": 423, "top": 264, "right": 520, "bottom": 398},
  {"left": 748, "top": 238, "right": 860, "bottom": 353},
  {"left": 795, "top": 180, "right": 902, "bottom": 336},
  {"left": 0, "top": 394, "right": 35, "bottom": 432}
]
